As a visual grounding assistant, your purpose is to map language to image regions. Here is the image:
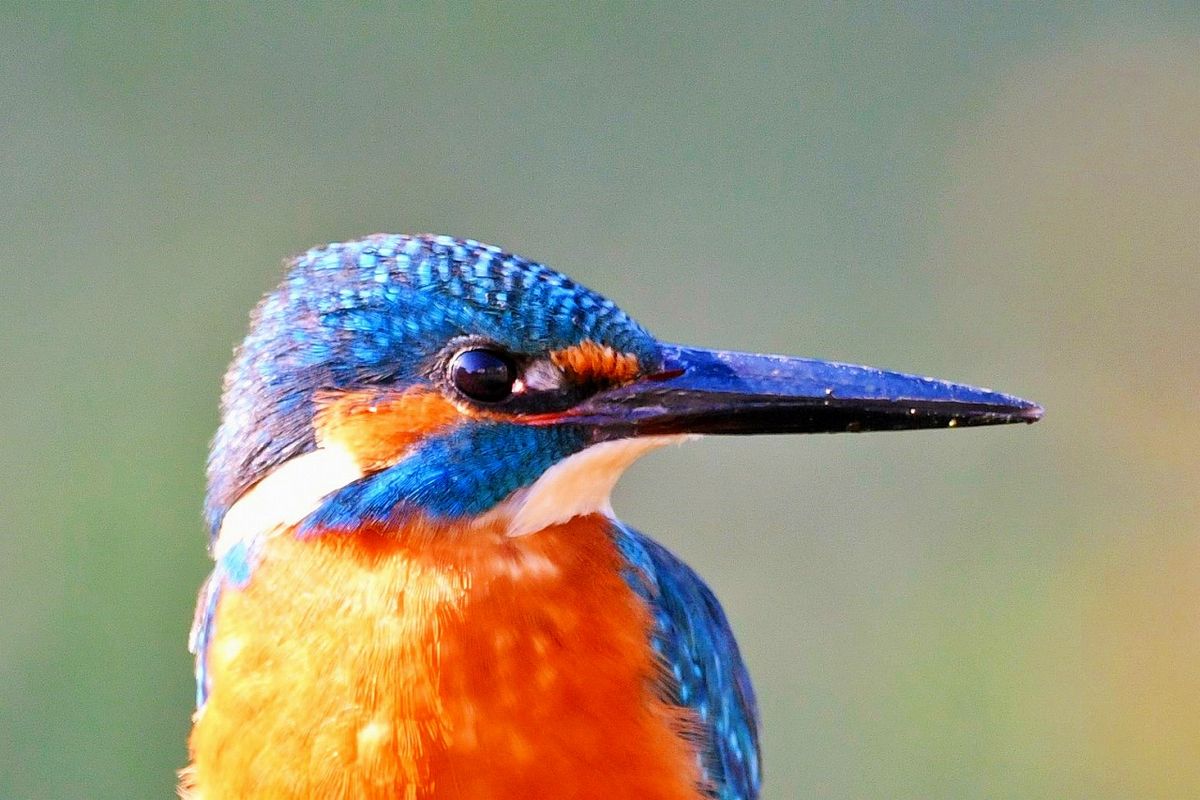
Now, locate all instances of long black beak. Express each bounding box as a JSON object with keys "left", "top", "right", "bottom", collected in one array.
[{"left": 552, "top": 344, "right": 1042, "bottom": 440}]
